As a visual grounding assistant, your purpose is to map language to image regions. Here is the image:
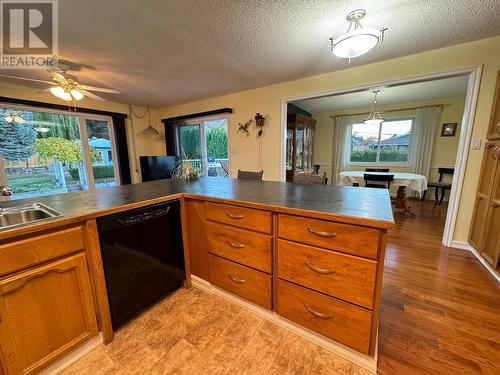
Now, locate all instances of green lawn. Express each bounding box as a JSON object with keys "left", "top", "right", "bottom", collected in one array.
[{"left": 8, "top": 173, "right": 56, "bottom": 193}]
